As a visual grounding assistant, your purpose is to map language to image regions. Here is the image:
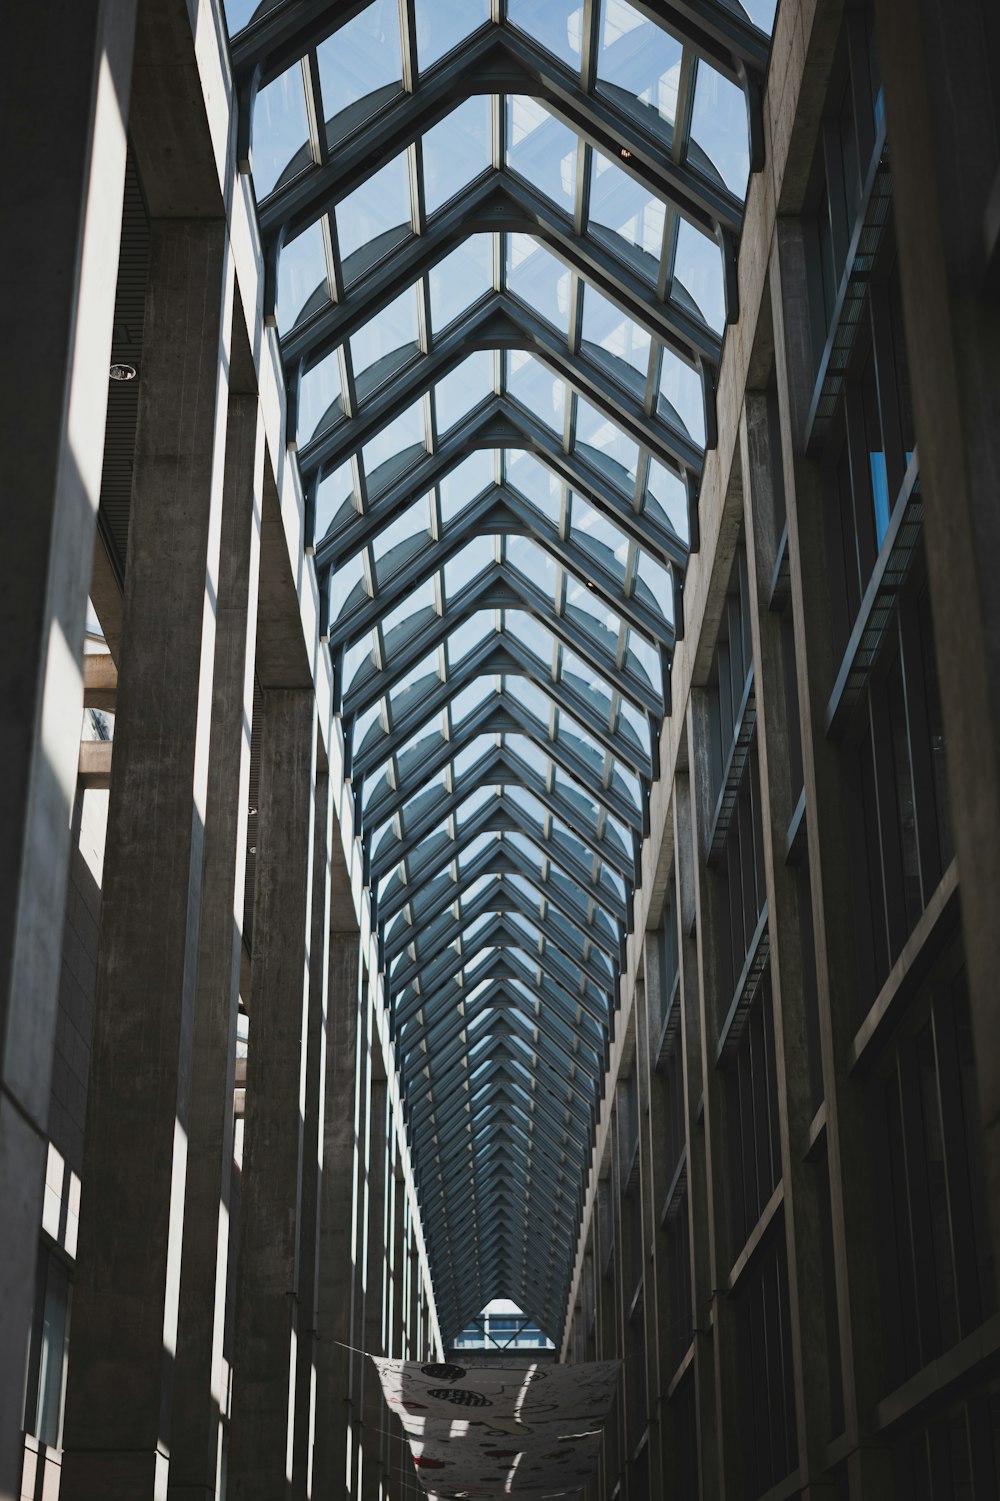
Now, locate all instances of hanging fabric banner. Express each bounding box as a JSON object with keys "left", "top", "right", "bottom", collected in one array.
[{"left": 370, "top": 1357, "right": 621, "bottom": 1498}]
